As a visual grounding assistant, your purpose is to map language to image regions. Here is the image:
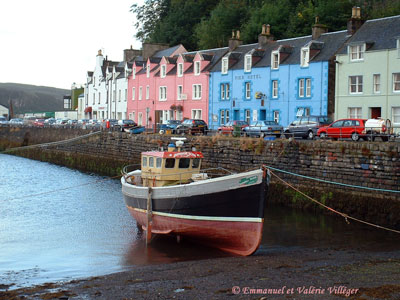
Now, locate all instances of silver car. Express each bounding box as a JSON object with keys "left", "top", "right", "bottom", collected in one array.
[{"left": 243, "top": 120, "right": 283, "bottom": 138}]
